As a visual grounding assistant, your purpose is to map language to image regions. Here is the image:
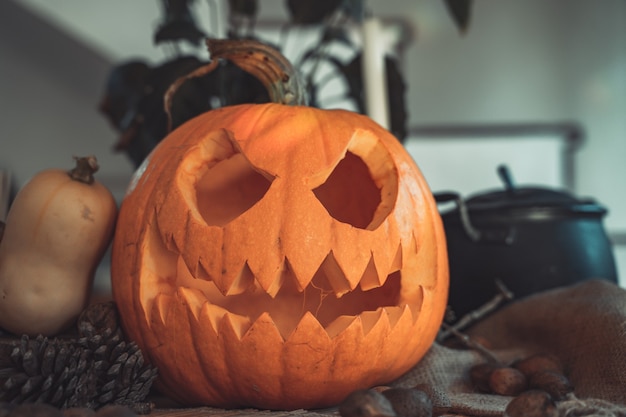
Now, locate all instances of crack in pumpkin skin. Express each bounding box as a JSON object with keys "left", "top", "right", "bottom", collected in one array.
[{"left": 110, "top": 104, "right": 449, "bottom": 410}]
